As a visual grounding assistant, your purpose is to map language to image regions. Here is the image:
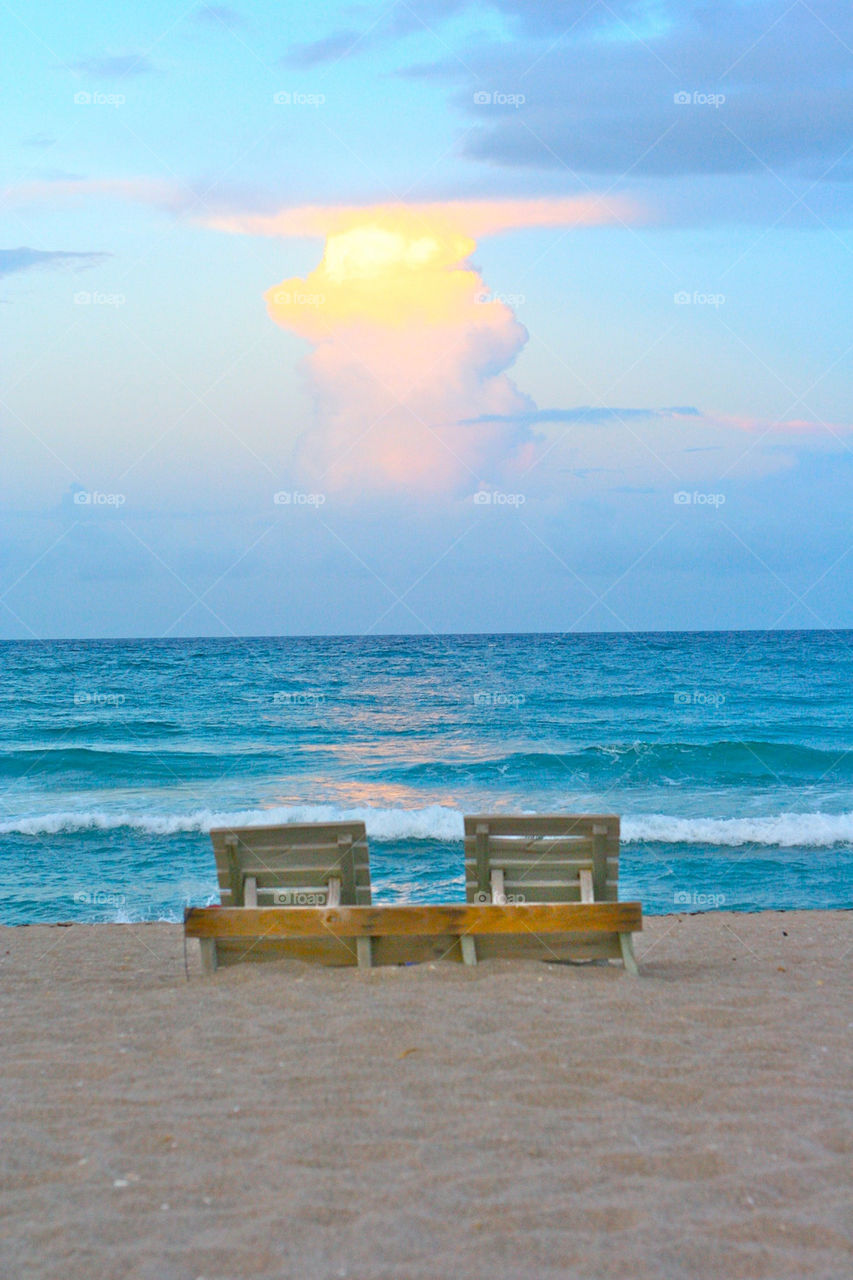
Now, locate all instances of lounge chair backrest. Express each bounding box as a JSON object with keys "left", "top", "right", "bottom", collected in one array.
[
  {"left": 209, "top": 821, "right": 371, "bottom": 907},
  {"left": 463, "top": 814, "right": 620, "bottom": 905}
]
